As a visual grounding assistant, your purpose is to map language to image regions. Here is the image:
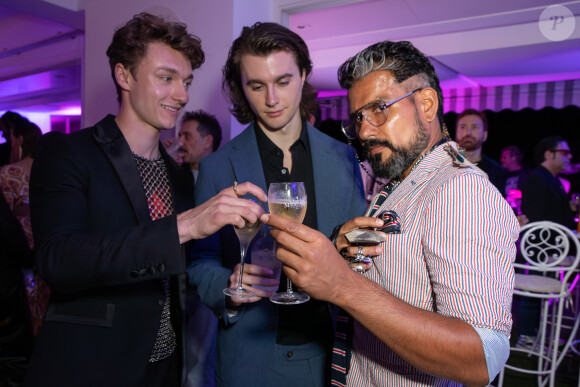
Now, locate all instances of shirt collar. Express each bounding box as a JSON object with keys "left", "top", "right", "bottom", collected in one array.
[{"left": 253, "top": 121, "right": 310, "bottom": 154}]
